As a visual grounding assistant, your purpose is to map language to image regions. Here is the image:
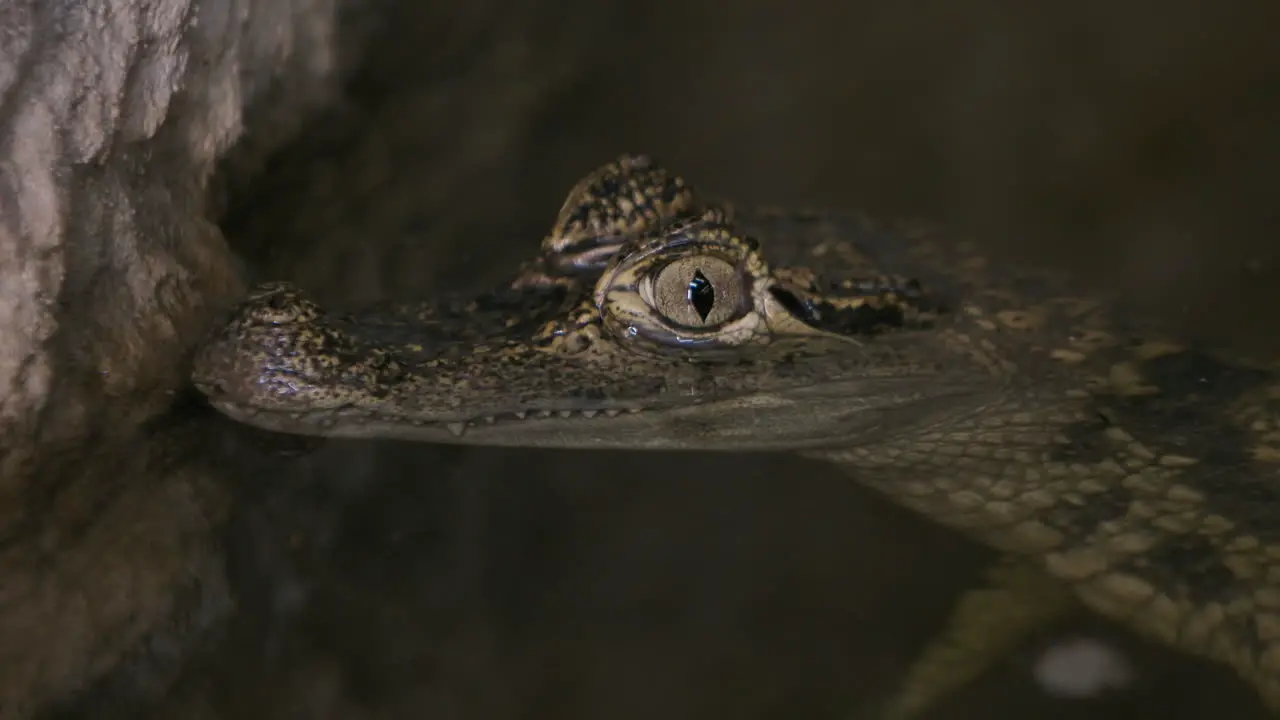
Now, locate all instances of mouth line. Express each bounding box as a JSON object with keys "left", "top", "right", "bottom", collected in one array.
[{"left": 208, "top": 398, "right": 649, "bottom": 438}]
